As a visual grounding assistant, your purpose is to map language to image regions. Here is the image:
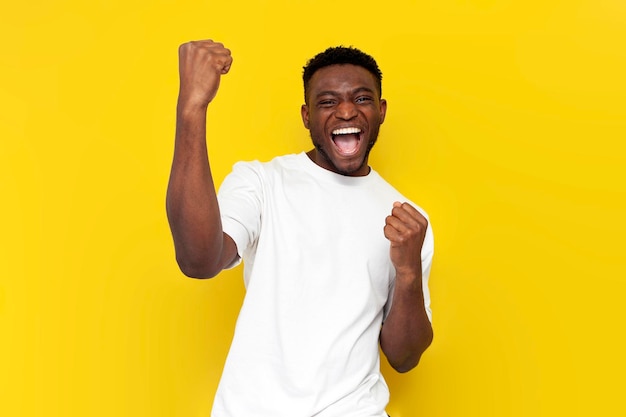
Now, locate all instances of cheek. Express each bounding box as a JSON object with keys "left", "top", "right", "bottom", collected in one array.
[
  {"left": 310, "top": 126, "right": 326, "bottom": 142},
  {"left": 309, "top": 116, "right": 328, "bottom": 133}
]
